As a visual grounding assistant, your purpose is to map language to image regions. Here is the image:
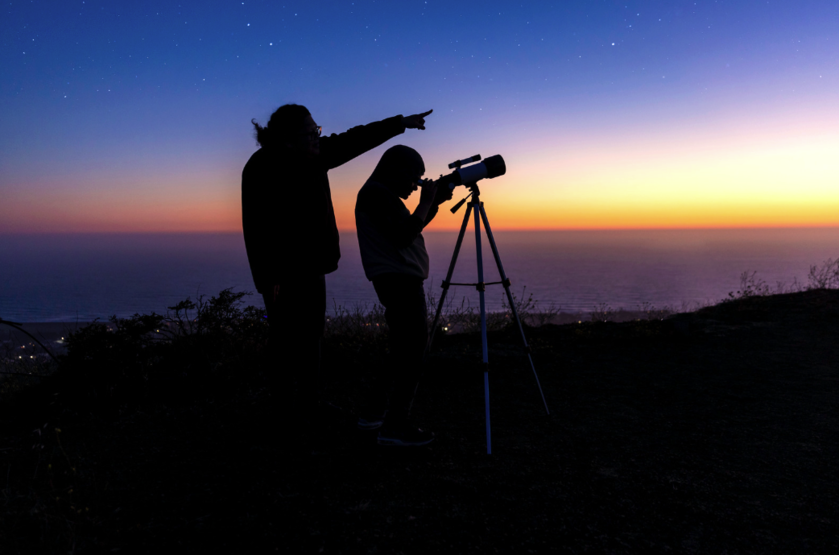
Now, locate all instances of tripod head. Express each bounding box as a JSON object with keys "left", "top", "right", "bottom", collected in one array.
[{"left": 450, "top": 183, "right": 481, "bottom": 214}]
